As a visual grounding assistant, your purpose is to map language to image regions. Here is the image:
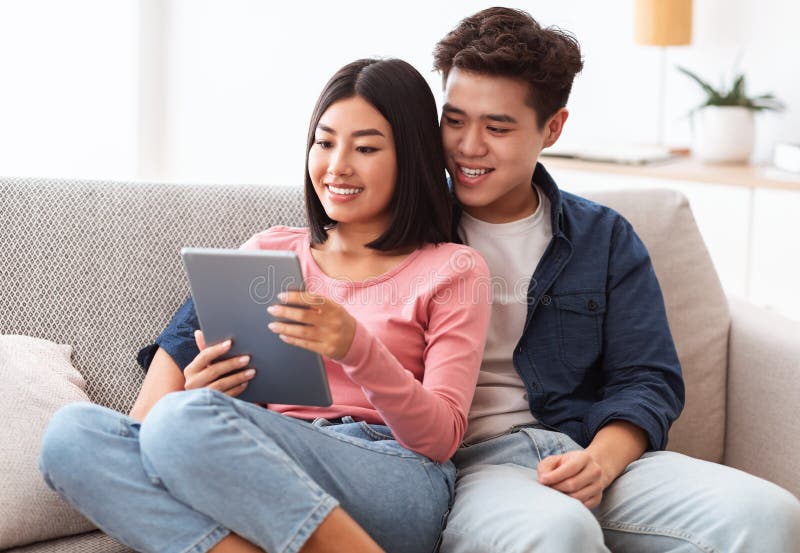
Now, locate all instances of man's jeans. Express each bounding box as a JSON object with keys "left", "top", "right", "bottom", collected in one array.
[
  {"left": 440, "top": 426, "right": 800, "bottom": 553},
  {"left": 38, "top": 389, "right": 454, "bottom": 553}
]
